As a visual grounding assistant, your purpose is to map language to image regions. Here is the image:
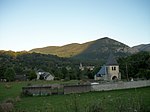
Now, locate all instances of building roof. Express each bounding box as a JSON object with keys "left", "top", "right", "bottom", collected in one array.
[
  {"left": 40, "top": 72, "right": 53, "bottom": 79},
  {"left": 96, "top": 65, "right": 105, "bottom": 76},
  {"left": 37, "top": 69, "right": 44, "bottom": 72},
  {"left": 106, "top": 54, "right": 118, "bottom": 65}
]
